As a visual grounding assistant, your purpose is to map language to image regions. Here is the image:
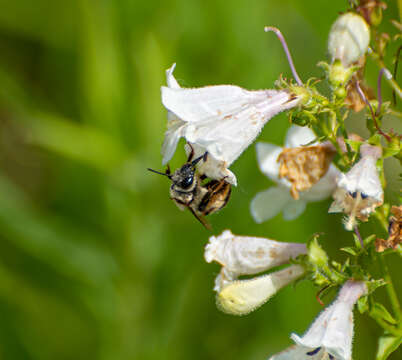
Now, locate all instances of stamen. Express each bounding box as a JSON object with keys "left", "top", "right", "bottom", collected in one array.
[
  {"left": 306, "top": 347, "right": 321, "bottom": 356},
  {"left": 264, "top": 26, "right": 303, "bottom": 86}
]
